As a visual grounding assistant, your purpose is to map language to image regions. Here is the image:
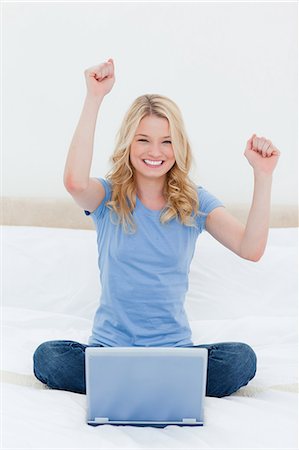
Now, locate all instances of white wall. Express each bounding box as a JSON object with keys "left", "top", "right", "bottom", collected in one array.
[{"left": 3, "top": 1, "right": 298, "bottom": 205}]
